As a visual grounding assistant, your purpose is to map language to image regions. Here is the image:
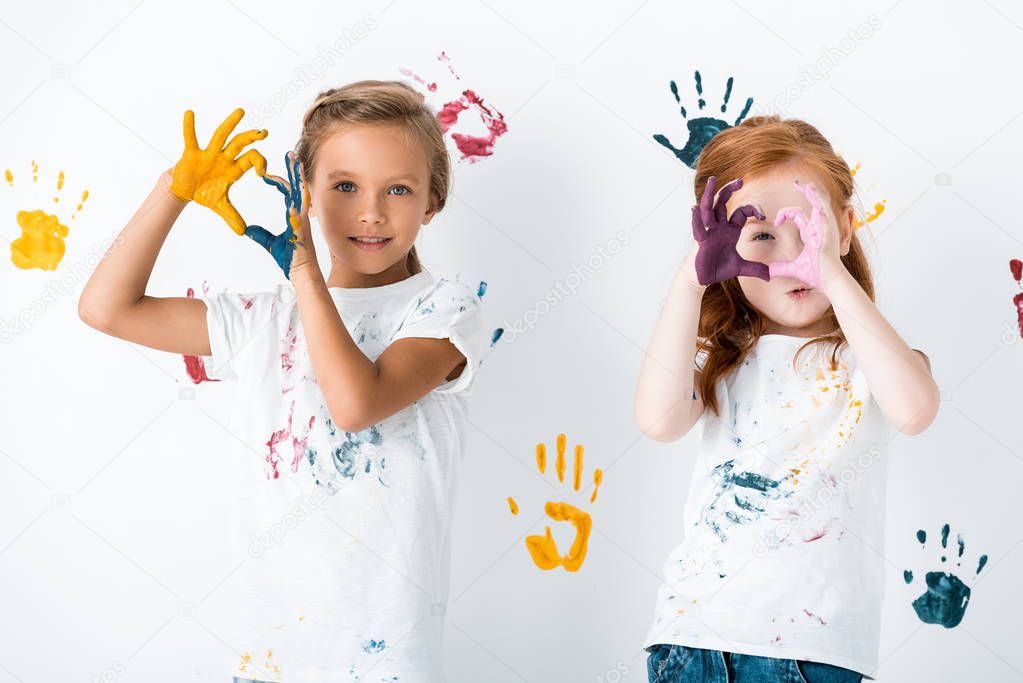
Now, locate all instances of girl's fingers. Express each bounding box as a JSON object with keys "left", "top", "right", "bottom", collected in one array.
[
  {"left": 714, "top": 178, "right": 743, "bottom": 224},
  {"left": 263, "top": 174, "right": 291, "bottom": 194},
  {"left": 209, "top": 108, "right": 245, "bottom": 151},
  {"left": 235, "top": 149, "right": 267, "bottom": 178},
  {"left": 774, "top": 206, "right": 805, "bottom": 228},
  {"left": 699, "top": 176, "right": 718, "bottom": 229},
  {"left": 728, "top": 204, "right": 763, "bottom": 228},
  {"left": 225, "top": 128, "right": 268, "bottom": 158},
  {"left": 182, "top": 110, "right": 199, "bottom": 150},
  {"left": 738, "top": 257, "right": 771, "bottom": 281},
  {"left": 692, "top": 205, "right": 707, "bottom": 243}
]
